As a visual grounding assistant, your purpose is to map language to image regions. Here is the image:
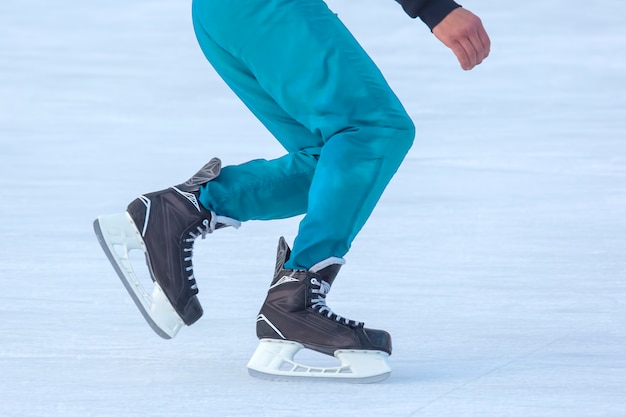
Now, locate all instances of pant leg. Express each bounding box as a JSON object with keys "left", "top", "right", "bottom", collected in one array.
[
  {"left": 192, "top": 0, "right": 415, "bottom": 269},
  {"left": 192, "top": 7, "right": 322, "bottom": 221}
]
